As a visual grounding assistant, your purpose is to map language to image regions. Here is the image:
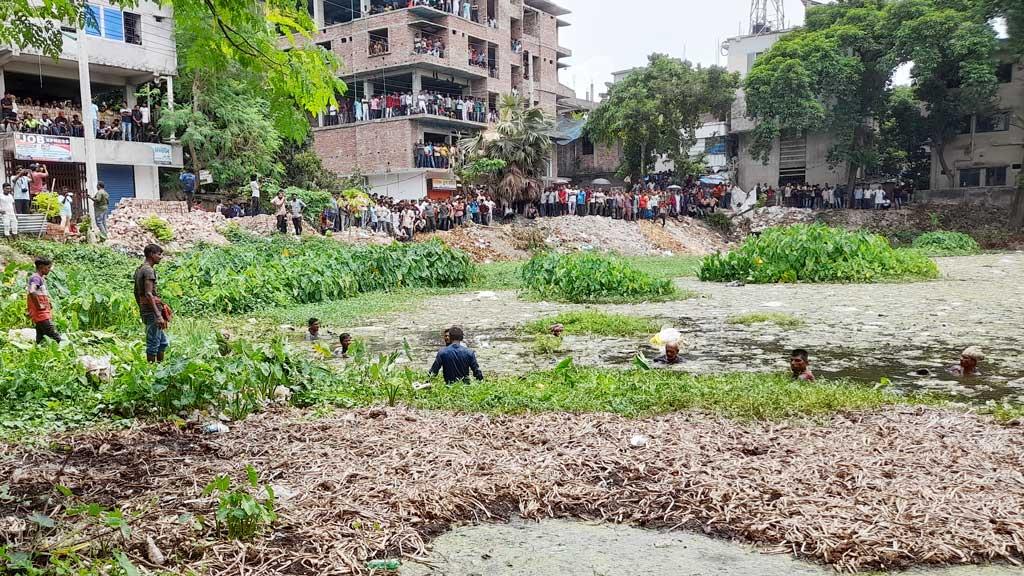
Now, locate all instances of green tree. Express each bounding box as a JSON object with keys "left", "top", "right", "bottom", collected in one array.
[
  {"left": 586, "top": 54, "right": 739, "bottom": 184},
  {"left": 745, "top": 0, "right": 896, "bottom": 200},
  {"left": 458, "top": 94, "right": 552, "bottom": 205},
  {"left": 876, "top": 86, "right": 931, "bottom": 188},
  {"left": 891, "top": 0, "right": 999, "bottom": 188},
  {"left": 159, "top": 76, "right": 284, "bottom": 187},
  {"left": 0, "top": 0, "right": 345, "bottom": 143}
]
